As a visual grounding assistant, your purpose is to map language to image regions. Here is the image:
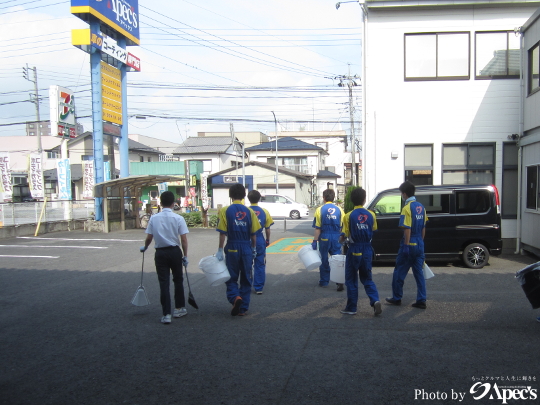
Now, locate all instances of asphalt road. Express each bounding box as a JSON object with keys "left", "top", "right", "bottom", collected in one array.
[{"left": 1, "top": 224, "right": 539, "bottom": 405}]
